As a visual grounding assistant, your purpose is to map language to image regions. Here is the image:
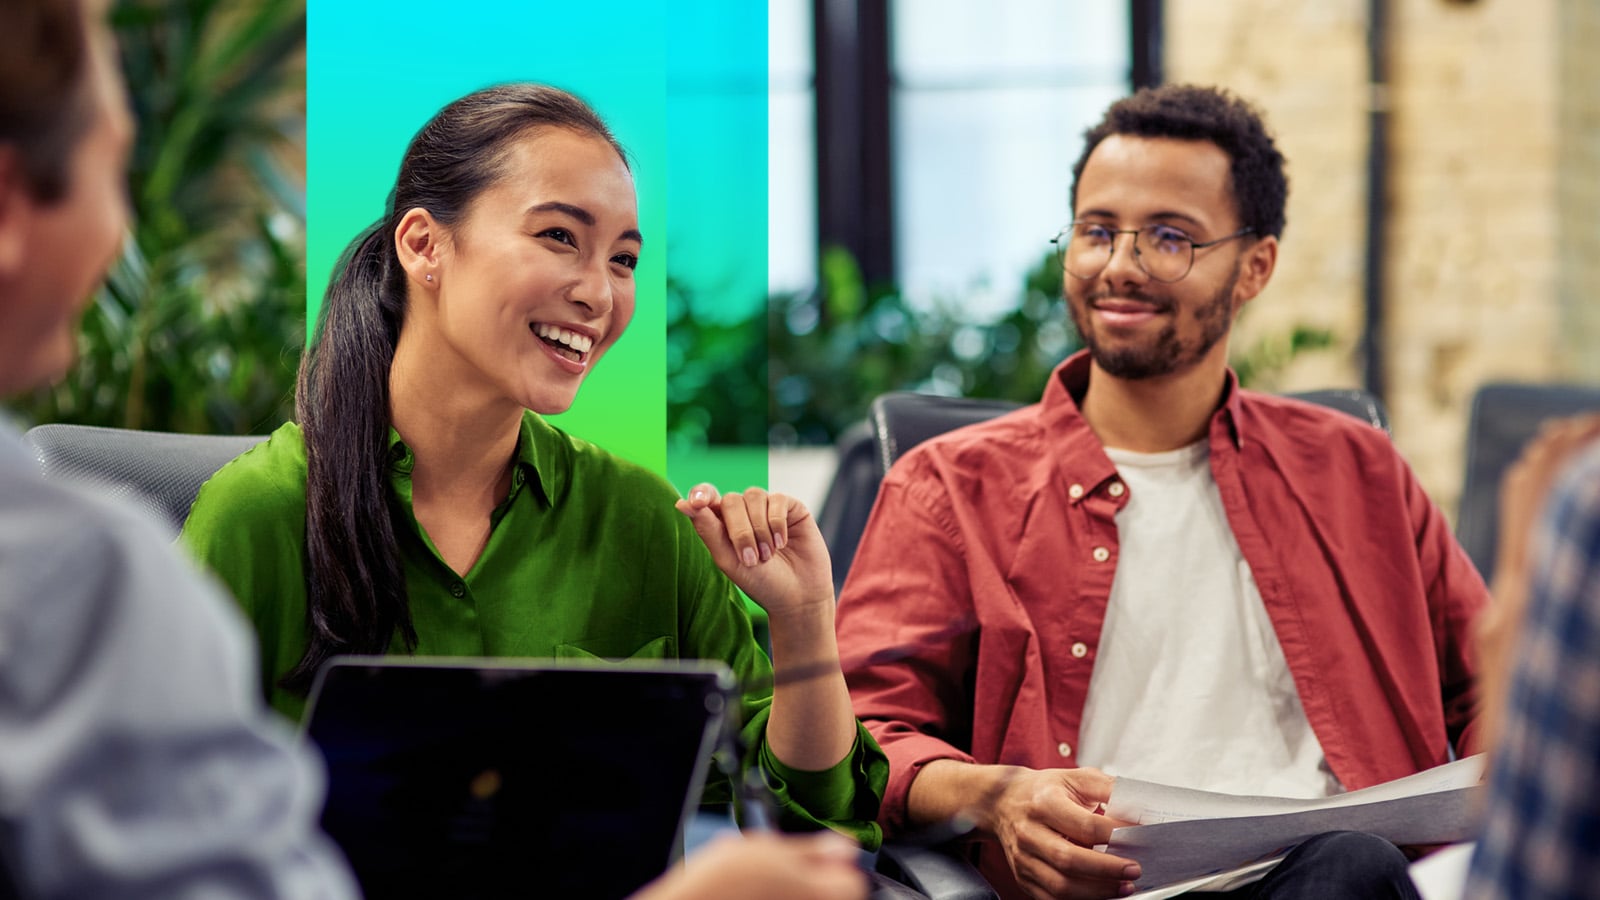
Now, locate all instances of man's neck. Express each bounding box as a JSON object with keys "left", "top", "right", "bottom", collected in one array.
[{"left": 1078, "top": 357, "right": 1229, "bottom": 453}]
